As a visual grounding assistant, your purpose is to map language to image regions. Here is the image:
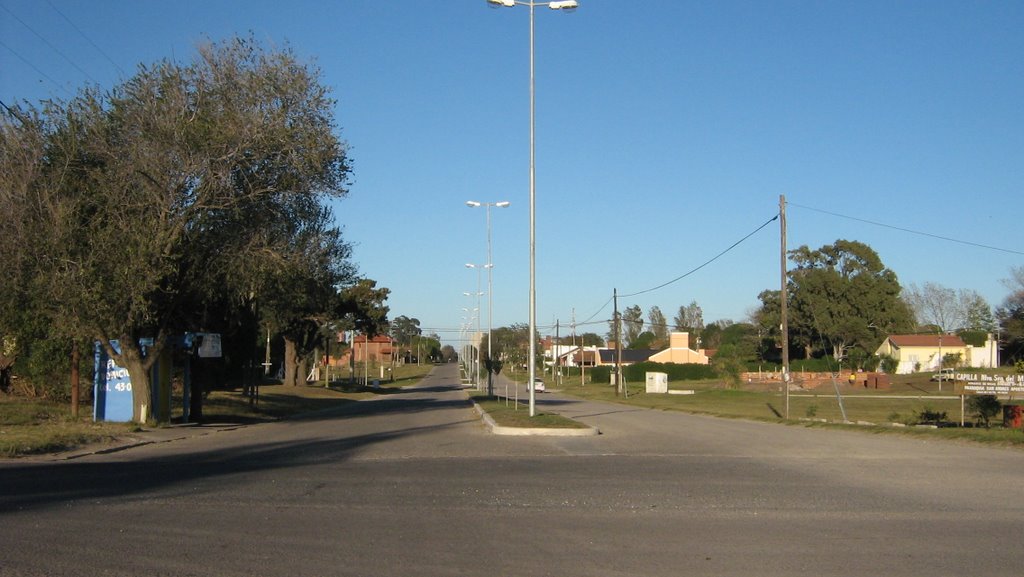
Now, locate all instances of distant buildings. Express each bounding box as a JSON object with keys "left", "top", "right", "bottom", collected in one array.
[
  {"left": 874, "top": 334, "right": 999, "bottom": 374},
  {"left": 547, "top": 332, "right": 710, "bottom": 368}
]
